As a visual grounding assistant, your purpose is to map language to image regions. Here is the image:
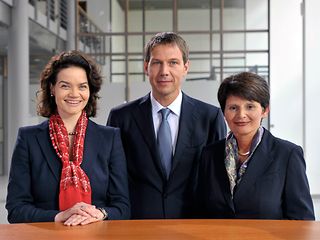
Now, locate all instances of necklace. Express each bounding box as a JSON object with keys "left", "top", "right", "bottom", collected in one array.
[
  {"left": 68, "top": 132, "right": 76, "bottom": 136},
  {"left": 238, "top": 150, "right": 250, "bottom": 156}
]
